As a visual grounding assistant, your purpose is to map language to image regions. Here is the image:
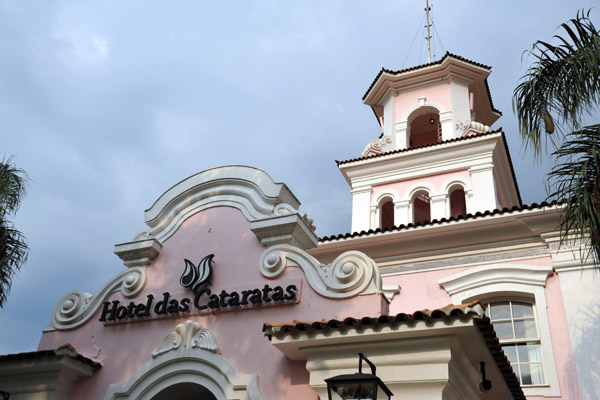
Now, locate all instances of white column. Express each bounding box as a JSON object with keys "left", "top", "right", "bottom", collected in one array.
[
  {"left": 394, "top": 121, "right": 408, "bottom": 150},
  {"left": 450, "top": 79, "right": 471, "bottom": 139},
  {"left": 370, "top": 205, "right": 378, "bottom": 230},
  {"left": 351, "top": 186, "right": 372, "bottom": 233},
  {"left": 440, "top": 110, "right": 454, "bottom": 141},
  {"left": 430, "top": 194, "right": 448, "bottom": 220},
  {"left": 469, "top": 164, "right": 498, "bottom": 212},
  {"left": 465, "top": 189, "right": 474, "bottom": 214},
  {"left": 395, "top": 200, "right": 411, "bottom": 226},
  {"left": 383, "top": 93, "right": 396, "bottom": 137}
]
